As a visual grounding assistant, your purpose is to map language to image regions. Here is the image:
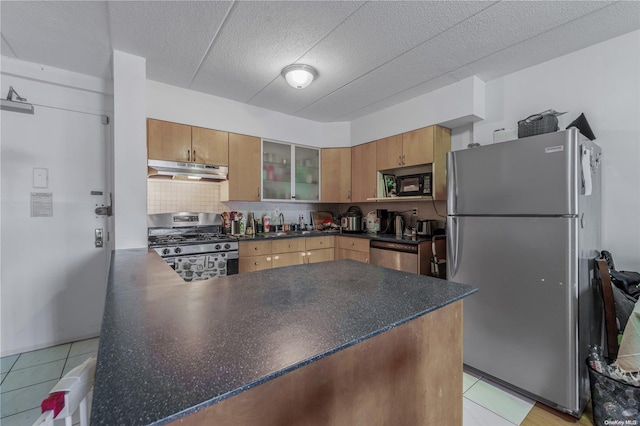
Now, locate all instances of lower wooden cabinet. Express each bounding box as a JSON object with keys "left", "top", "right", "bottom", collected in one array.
[
  {"left": 336, "top": 236, "right": 370, "bottom": 264},
  {"left": 306, "top": 248, "right": 335, "bottom": 264},
  {"left": 272, "top": 251, "right": 306, "bottom": 269},
  {"left": 239, "top": 236, "right": 335, "bottom": 273},
  {"left": 240, "top": 254, "right": 273, "bottom": 273}
]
